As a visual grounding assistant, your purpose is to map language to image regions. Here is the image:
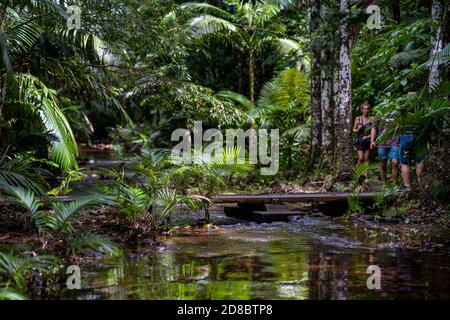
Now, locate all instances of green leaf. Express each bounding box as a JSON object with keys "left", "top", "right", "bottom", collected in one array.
[{"left": 17, "top": 74, "right": 78, "bottom": 170}]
